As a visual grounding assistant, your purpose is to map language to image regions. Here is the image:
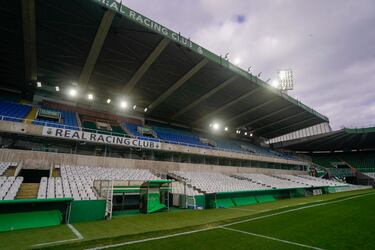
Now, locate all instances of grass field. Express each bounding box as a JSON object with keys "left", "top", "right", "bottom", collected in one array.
[{"left": 0, "top": 189, "right": 374, "bottom": 250}]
